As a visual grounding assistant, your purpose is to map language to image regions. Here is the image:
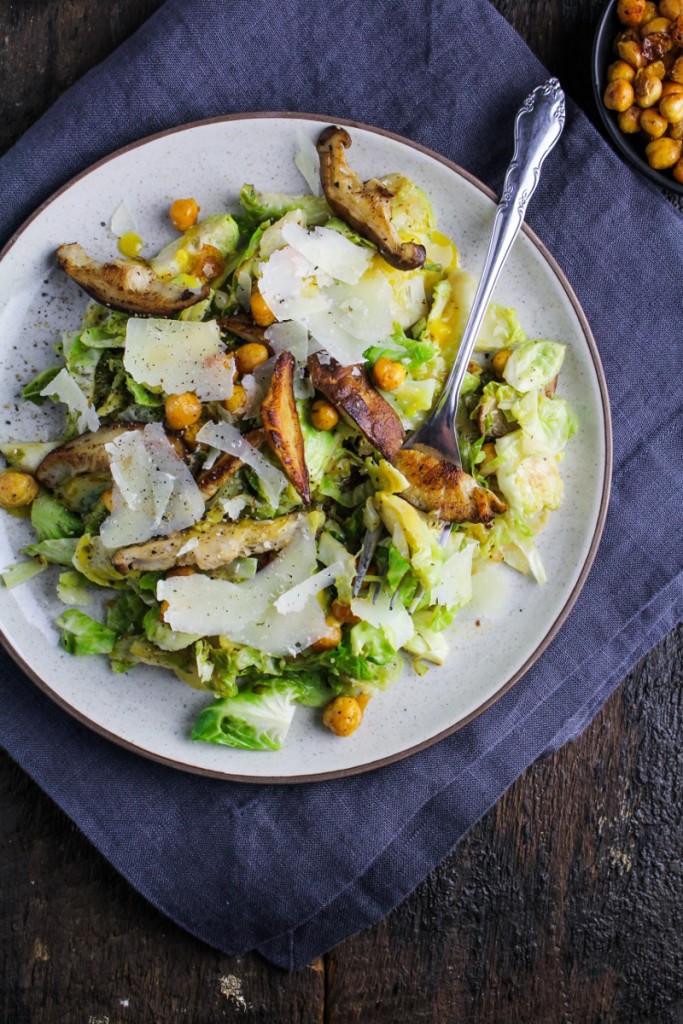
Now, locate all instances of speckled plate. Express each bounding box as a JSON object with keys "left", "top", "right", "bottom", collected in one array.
[{"left": 0, "top": 114, "right": 611, "bottom": 783}]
